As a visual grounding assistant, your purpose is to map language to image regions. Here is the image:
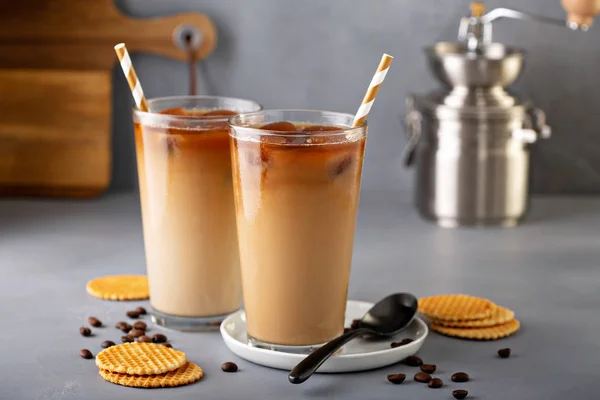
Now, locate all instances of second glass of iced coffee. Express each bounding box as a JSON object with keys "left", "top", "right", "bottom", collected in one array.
[
  {"left": 133, "top": 96, "right": 261, "bottom": 330},
  {"left": 229, "top": 110, "right": 367, "bottom": 352}
]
